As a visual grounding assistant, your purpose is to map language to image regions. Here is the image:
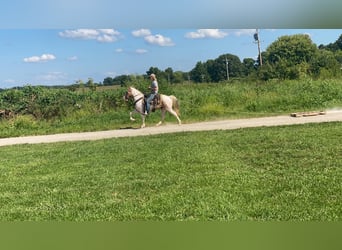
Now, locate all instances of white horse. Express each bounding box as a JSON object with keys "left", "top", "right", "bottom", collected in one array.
[{"left": 124, "top": 86, "right": 181, "bottom": 128}]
